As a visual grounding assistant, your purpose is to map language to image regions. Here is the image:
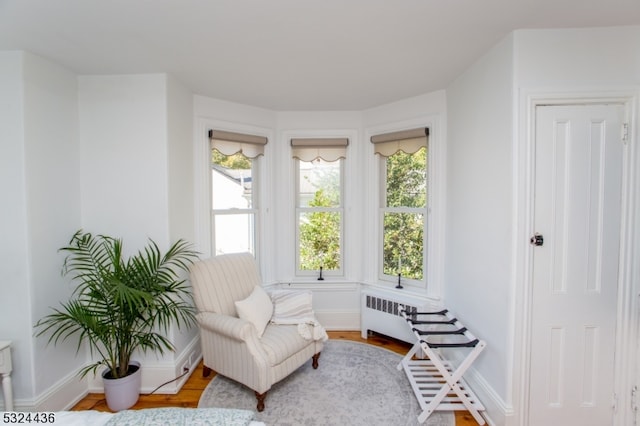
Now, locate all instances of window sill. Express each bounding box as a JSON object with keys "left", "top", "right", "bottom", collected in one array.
[
  {"left": 362, "top": 281, "right": 432, "bottom": 299},
  {"left": 276, "top": 280, "right": 359, "bottom": 291}
]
